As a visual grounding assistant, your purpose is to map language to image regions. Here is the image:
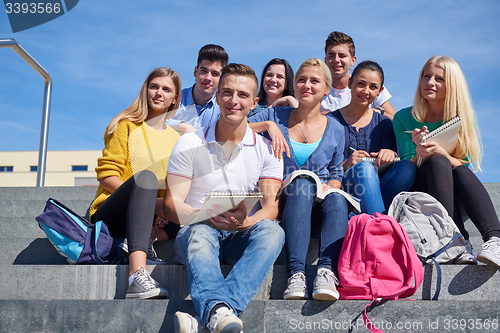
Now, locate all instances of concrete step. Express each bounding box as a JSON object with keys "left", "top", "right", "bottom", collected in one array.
[
  {"left": 2, "top": 185, "right": 500, "bottom": 332},
  {"left": 0, "top": 186, "right": 97, "bottom": 201},
  {"left": 0, "top": 199, "right": 92, "bottom": 218},
  {"left": 1, "top": 263, "right": 498, "bottom": 301},
  {"left": 1, "top": 299, "right": 499, "bottom": 333},
  {"left": 0, "top": 264, "right": 273, "bottom": 301},
  {"left": 2, "top": 234, "right": 487, "bottom": 268}
]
